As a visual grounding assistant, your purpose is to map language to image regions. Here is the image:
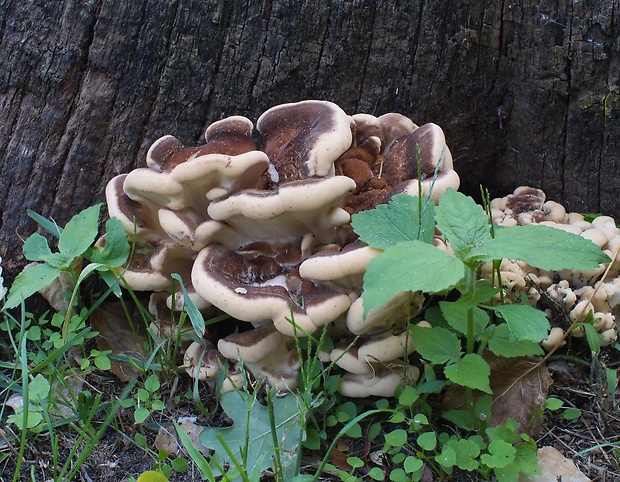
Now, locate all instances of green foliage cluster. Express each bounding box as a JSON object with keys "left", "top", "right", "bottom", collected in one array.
[
  {"left": 0, "top": 188, "right": 614, "bottom": 481},
  {"left": 355, "top": 189, "right": 608, "bottom": 398}
]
